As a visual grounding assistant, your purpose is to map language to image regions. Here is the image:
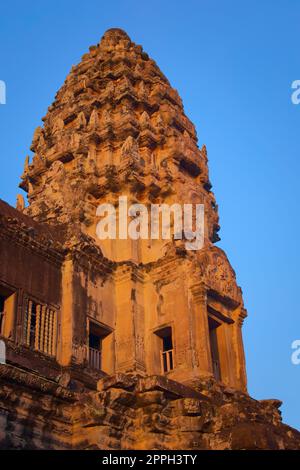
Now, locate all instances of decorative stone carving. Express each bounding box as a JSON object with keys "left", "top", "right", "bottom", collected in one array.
[
  {"left": 88, "top": 109, "right": 99, "bottom": 129},
  {"left": 0, "top": 27, "right": 297, "bottom": 451},
  {"left": 16, "top": 194, "right": 25, "bottom": 212},
  {"left": 121, "top": 135, "right": 139, "bottom": 157}
]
